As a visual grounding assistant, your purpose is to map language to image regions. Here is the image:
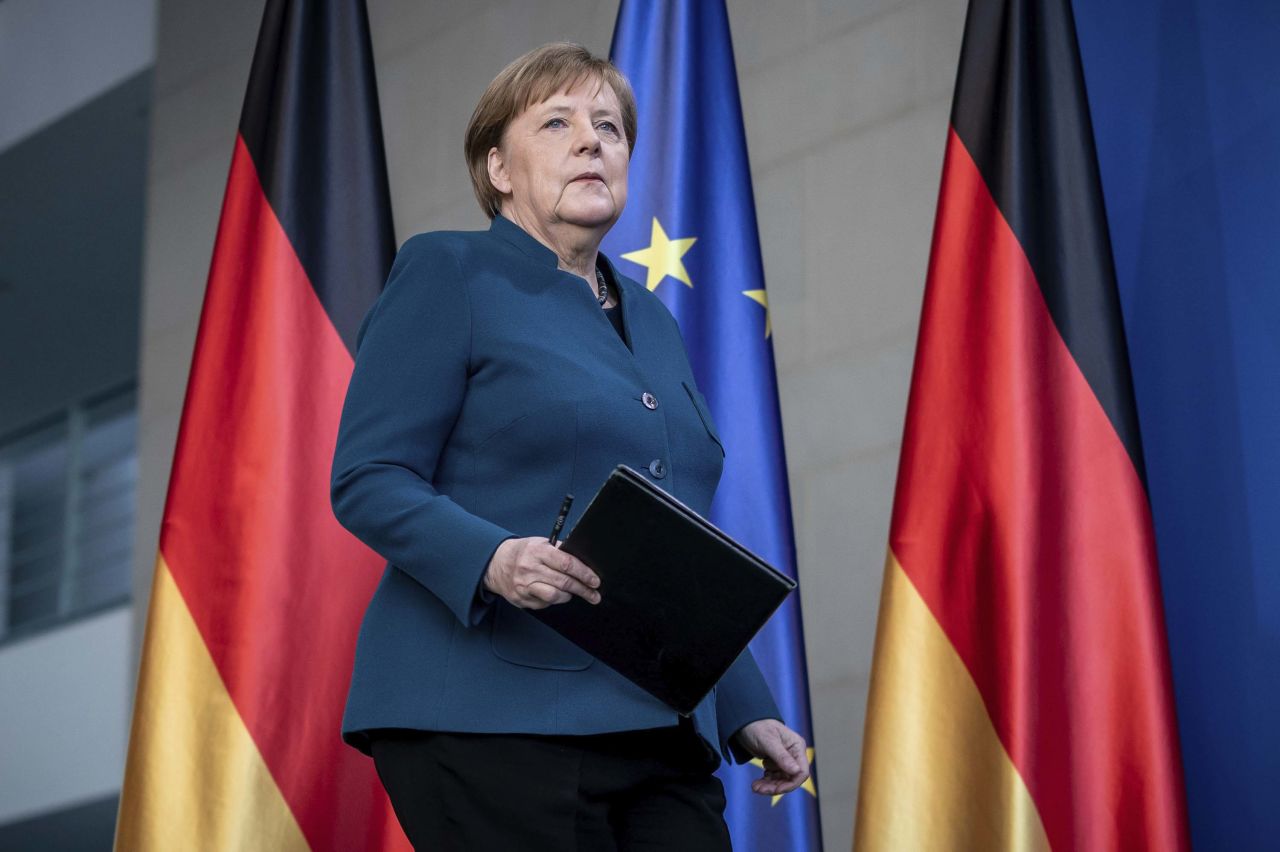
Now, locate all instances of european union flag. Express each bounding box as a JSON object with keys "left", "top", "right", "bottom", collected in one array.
[{"left": 605, "top": 2, "right": 823, "bottom": 849}]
